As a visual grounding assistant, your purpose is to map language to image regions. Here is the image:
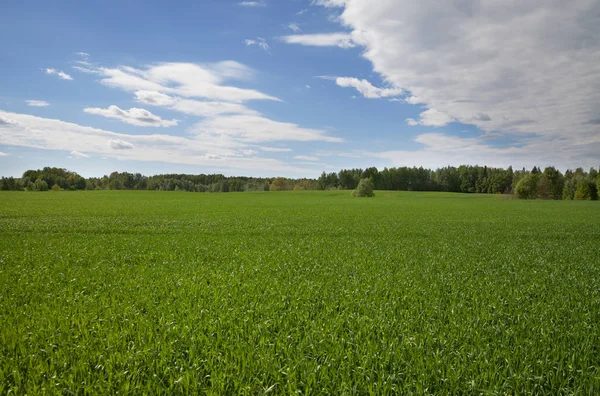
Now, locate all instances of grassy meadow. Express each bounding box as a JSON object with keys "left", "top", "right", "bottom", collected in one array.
[{"left": 1, "top": 190, "right": 599, "bottom": 394}]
